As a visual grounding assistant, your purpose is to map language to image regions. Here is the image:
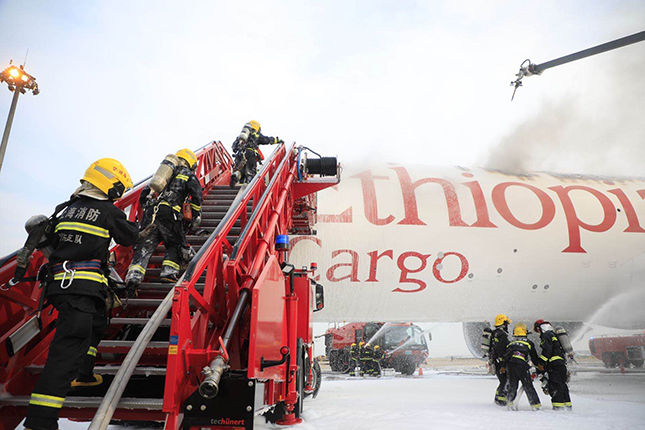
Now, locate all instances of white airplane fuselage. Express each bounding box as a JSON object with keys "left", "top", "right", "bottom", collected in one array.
[{"left": 291, "top": 164, "right": 645, "bottom": 328}]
